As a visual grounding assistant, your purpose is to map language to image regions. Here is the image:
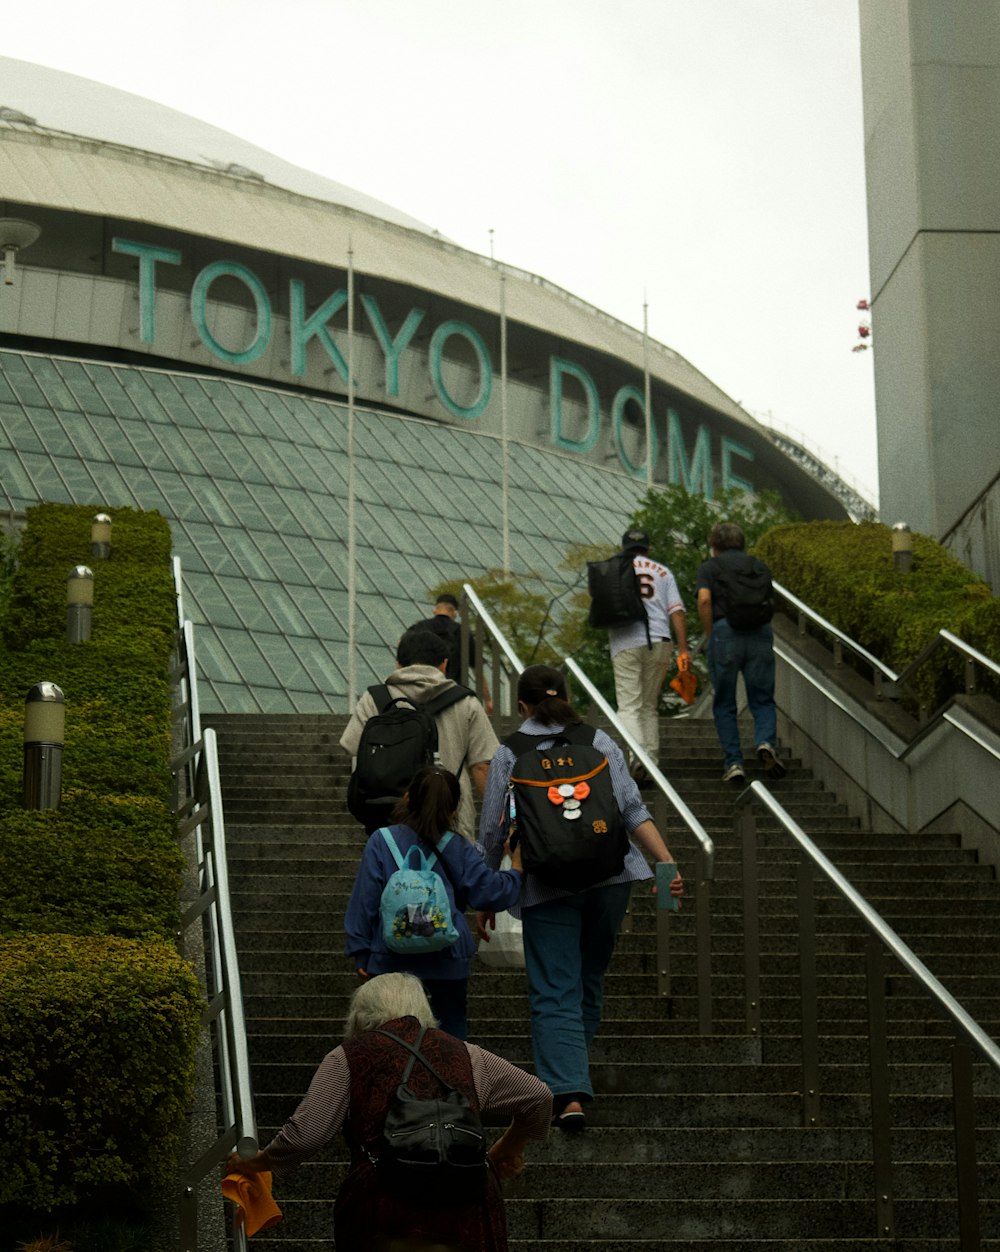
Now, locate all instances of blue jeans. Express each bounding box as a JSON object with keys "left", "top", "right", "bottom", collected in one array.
[
  {"left": 521, "top": 882, "right": 633, "bottom": 1101},
  {"left": 706, "top": 619, "right": 777, "bottom": 769}
]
